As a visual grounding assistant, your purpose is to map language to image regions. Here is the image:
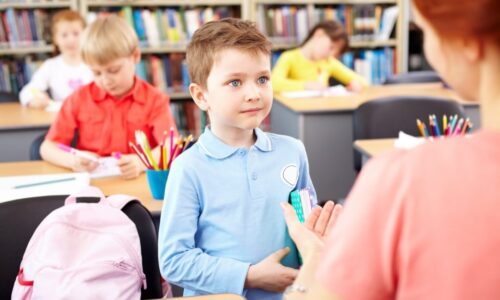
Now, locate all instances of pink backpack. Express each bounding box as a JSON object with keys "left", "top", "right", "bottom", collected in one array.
[{"left": 12, "top": 187, "right": 148, "bottom": 300}]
